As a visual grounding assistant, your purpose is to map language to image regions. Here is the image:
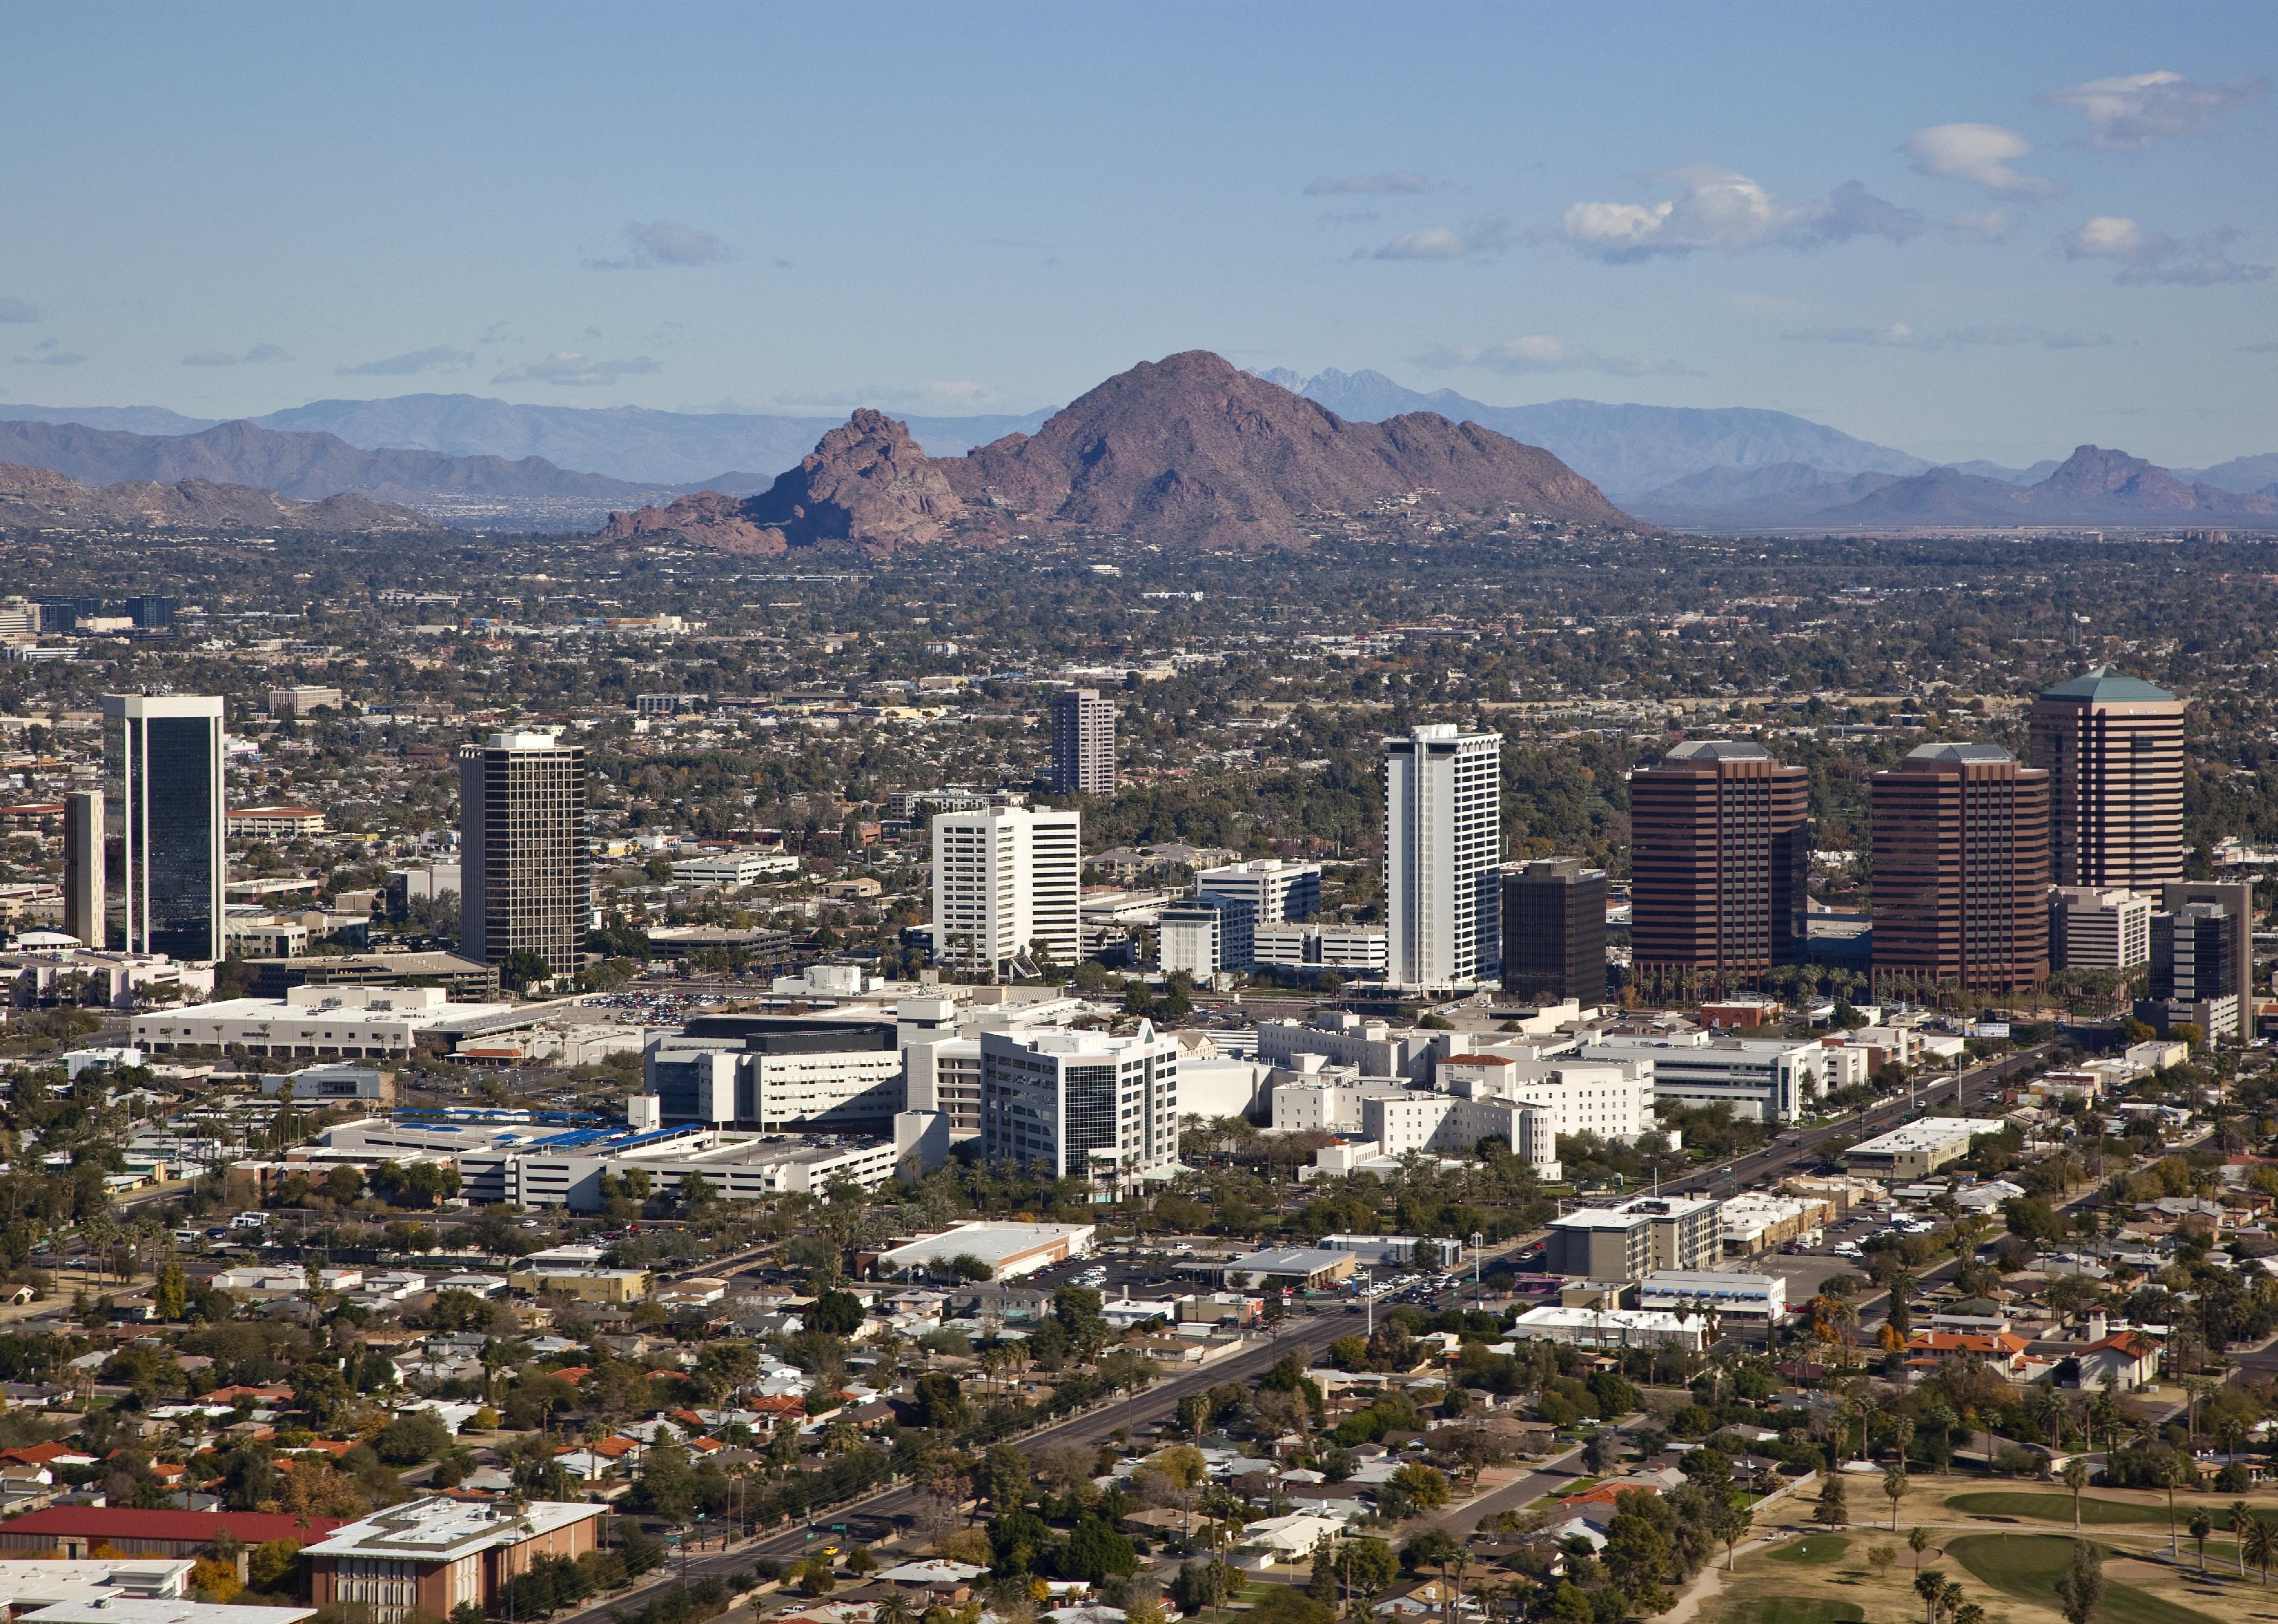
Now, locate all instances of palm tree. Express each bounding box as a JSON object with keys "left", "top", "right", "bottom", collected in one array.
[
  {"left": 1884, "top": 1466, "right": 1909, "bottom": 1532},
  {"left": 2242, "top": 1512, "right": 2277, "bottom": 1585},
  {"left": 2063, "top": 1459, "right": 2090, "bottom": 1529},
  {"left": 2191, "top": 1508, "right": 2214, "bottom": 1573},
  {"left": 1909, "top": 1527, "right": 1930, "bottom": 1574},
  {"left": 2234, "top": 1501, "right": 2255, "bottom": 1578}
]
